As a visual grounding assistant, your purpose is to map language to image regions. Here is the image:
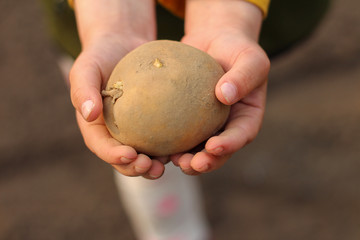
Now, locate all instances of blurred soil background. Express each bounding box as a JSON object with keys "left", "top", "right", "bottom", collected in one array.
[{"left": 0, "top": 0, "right": 359, "bottom": 239}]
